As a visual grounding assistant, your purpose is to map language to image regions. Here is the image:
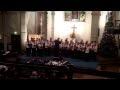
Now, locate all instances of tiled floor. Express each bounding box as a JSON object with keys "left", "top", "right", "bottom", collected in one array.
[{"left": 72, "top": 73, "right": 110, "bottom": 79}]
